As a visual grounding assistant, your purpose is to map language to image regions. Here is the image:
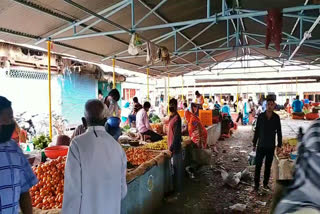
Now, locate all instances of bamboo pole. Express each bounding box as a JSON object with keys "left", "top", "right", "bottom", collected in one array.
[{"left": 147, "top": 68, "right": 150, "bottom": 101}]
